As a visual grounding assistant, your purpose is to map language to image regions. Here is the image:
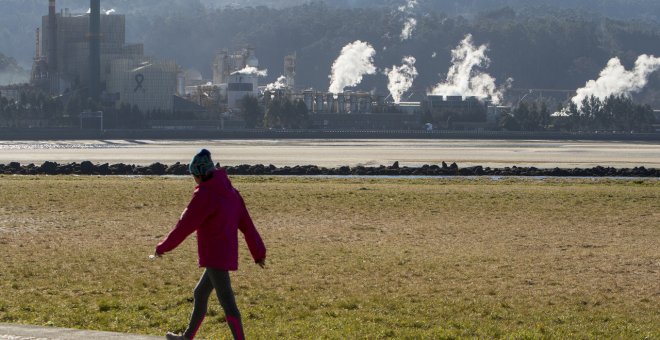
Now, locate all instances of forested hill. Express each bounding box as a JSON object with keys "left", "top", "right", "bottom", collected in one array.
[
  {"left": 1, "top": 1, "right": 660, "bottom": 105},
  {"left": 131, "top": 4, "right": 660, "bottom": 100}
]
